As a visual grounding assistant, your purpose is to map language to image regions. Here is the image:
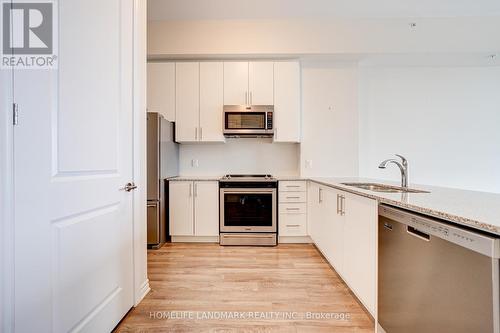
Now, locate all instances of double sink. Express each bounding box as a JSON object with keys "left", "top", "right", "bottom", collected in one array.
[{"left": 341, "top": 182, "right": 430, "bottom": 194}]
